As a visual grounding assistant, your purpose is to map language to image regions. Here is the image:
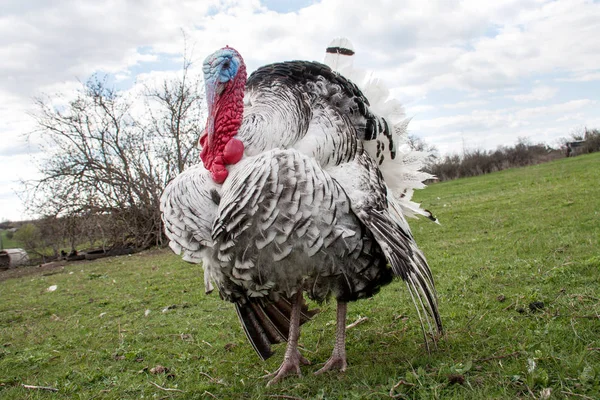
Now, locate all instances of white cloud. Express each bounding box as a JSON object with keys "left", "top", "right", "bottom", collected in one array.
[
  {"left": 1, "top": 0, "right": 600, "bottom": 219},
  {"left": 516, "top": 99, "right": 594, "bottom": 119},
  {"left": 407, "top": 105, "right": 436, "bottom": 114},
  {"left": 414, "top": 99, "right": 594, "bottom": 131},
  {"left": 556, "top": 113, "right": 584, "bottom": 123},
  {"left": 411, "top": 99, "right": 596, "bottom": 153},
  {"left": 557, "top": 71, "right": 600, "bottom": 82},
  {"left": 510, "top": 86, "right": 558, "bottom": 103},
  {"left": 443, "top": 100, "right": 489, "bottom": 109},
  {"left": 0, "top": 0, "right": 219, "bottom": 98}
]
